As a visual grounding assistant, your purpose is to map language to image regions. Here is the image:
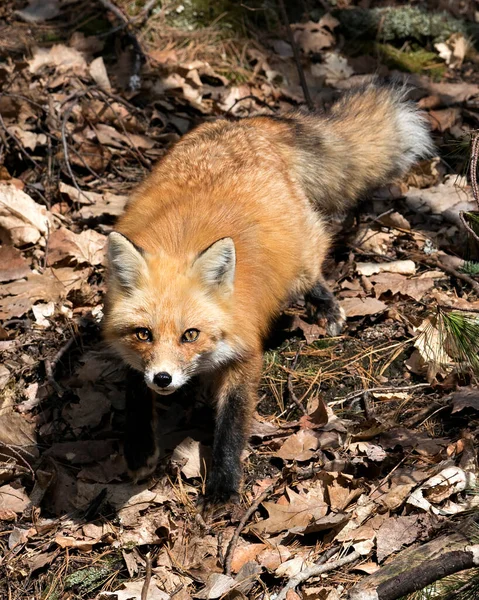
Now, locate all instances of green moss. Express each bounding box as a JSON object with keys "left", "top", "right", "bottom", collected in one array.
[
  {"left": 336, "top": 6, "right": 471, "bottom": 44},
  {"left": 378, "top": 43, "right": 447, "bottom": 80}
]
